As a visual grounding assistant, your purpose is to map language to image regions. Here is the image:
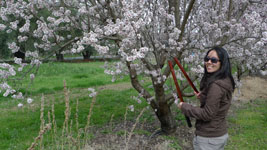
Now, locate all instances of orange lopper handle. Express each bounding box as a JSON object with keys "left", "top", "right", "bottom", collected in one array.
[
  {"left": 174, "top": 57, "right": 199, "bottom": 94},
  {"left": 168, "top": 60, "right": 192, "bottom": 128}
]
